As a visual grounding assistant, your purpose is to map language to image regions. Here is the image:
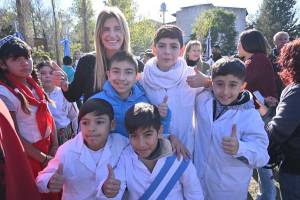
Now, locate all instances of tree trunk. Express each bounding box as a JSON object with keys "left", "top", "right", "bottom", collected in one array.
[
  {"left": 16, "top": 0, "right": 28, "bottom": 41},
  {"left": 51, "top": 0, "right": 60, "bottom": 65},
  {"left": 82, "top": 0, "right": 90, "bottom": 52}
]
